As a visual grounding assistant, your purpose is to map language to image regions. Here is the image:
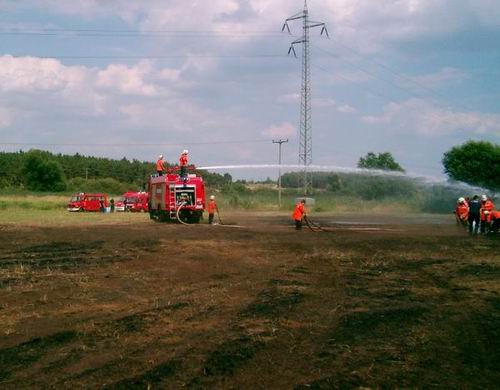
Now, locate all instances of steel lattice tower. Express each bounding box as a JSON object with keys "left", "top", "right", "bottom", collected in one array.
[{"left": 283, "top": 0, "right": 328, "bottom": 195}]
